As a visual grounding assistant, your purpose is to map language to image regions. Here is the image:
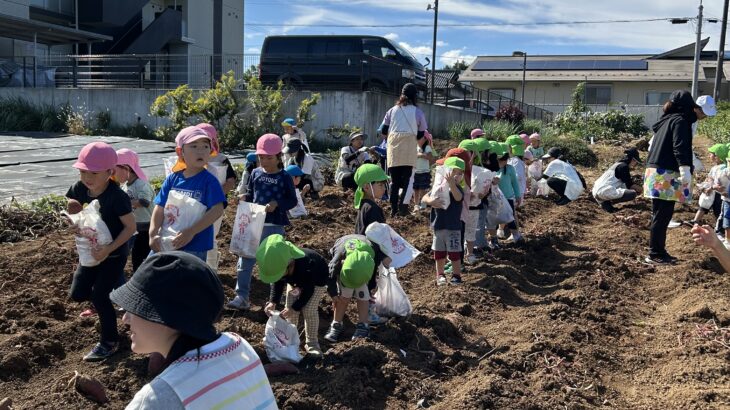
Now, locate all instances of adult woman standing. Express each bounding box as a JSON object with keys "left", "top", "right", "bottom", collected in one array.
[
  {"left": 644, "top": 90, "right": 698, "bottom": 264},
  {"left": 381, "top": 83, "right": 428, "bottom": 217}
]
